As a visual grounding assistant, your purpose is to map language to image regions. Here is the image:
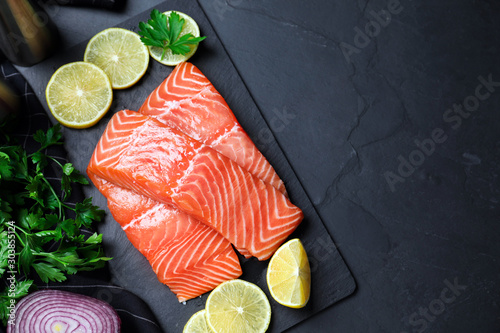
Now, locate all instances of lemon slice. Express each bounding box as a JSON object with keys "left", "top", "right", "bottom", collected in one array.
[
  {"left": 45, "top": 61, "right": 112, "bottom": 129},
  {"left": 205, "top": 279, "right": 271, "bottom": 333},
  {"left": 84, "top": 27, "right": 149, "bottom": 89},
  {"left": 148, "top": 11, "right": 202, "bottom": 66},
  {"left": 266, "top": 238, "right": 311, "bottom": 308},
  {"left": 183, "top": 310, "right": 211, "bottom": 333}
]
